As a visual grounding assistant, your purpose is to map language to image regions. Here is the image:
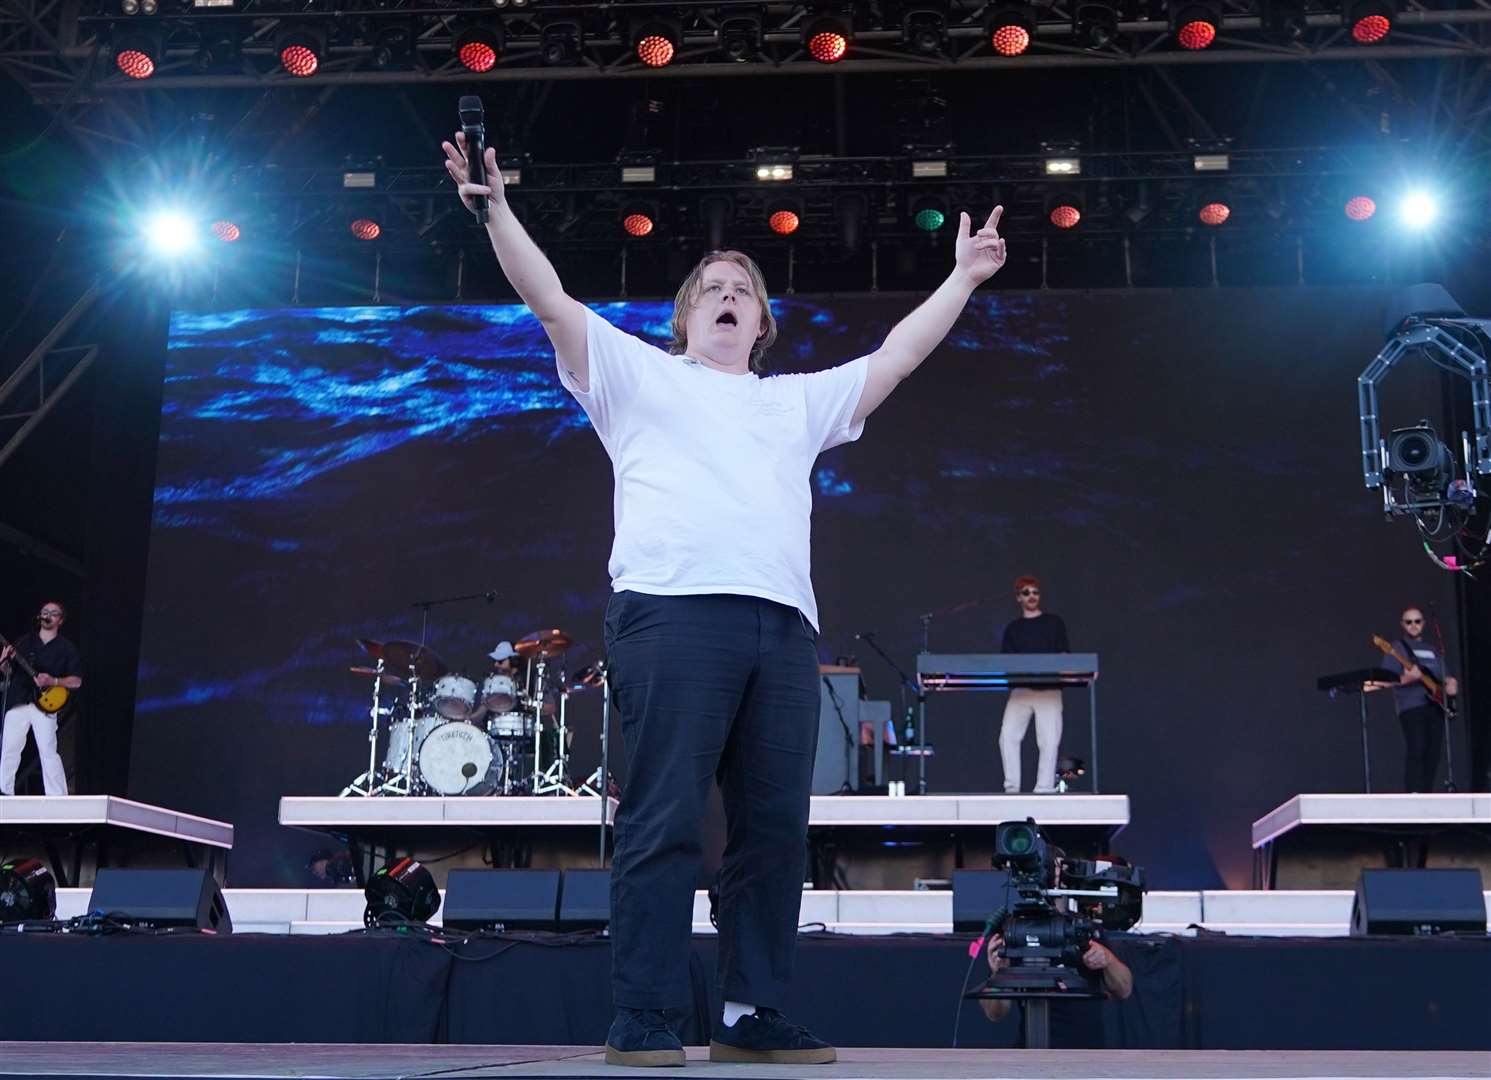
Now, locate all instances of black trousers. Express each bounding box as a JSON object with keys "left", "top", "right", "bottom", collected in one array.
[
  {"left": 1398, "top": 703, "right": 1443, "bottom": 793},
  {"left": 603, "top": 591, "right": 820, "bottom": 1011}
]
